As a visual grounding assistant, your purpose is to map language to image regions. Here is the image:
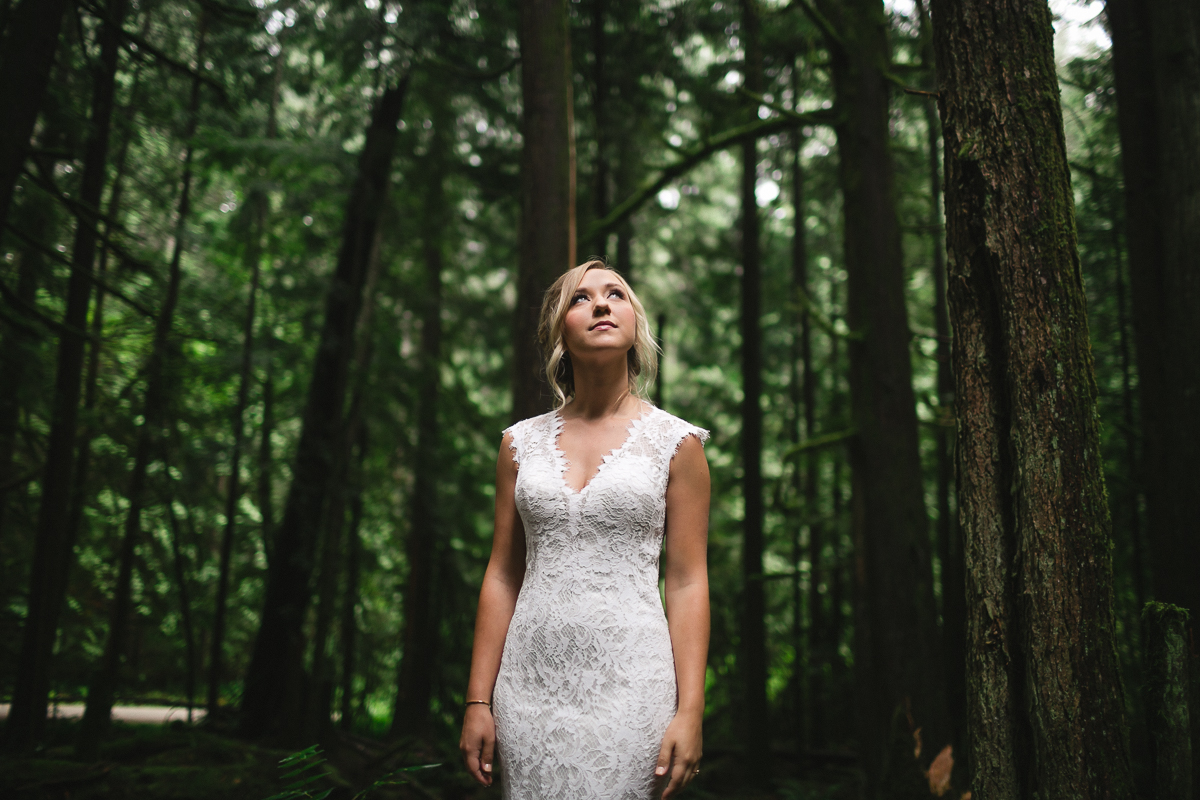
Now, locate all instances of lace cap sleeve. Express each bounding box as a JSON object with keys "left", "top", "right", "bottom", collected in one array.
[{"left": 501, "top": 420, "right": 523, "bottom": 466}]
